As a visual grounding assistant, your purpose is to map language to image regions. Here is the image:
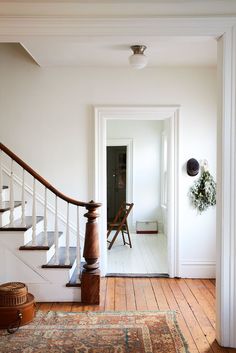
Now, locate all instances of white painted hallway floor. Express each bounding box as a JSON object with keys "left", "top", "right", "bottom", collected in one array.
[{"left": 107, "top": 232, "right": 168, "bottom": 275}]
